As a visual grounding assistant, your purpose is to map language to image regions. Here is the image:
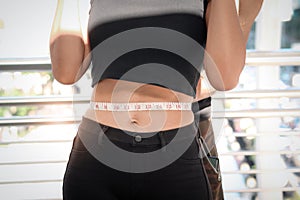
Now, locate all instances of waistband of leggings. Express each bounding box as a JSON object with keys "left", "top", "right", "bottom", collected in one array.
[{"left": 78, "top": 116, "right": 198, "bottom": 146}]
